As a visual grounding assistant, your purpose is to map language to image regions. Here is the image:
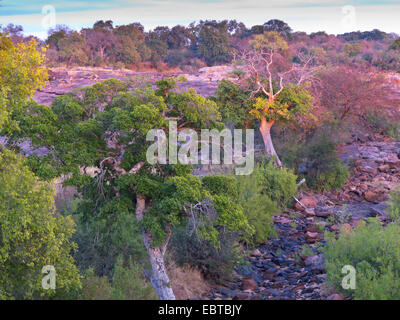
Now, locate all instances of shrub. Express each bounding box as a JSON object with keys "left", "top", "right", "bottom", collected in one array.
[
  {"left": 170, "top": 224, "right": 243, "bottom": 282},
  {"left": 389, "top": 188, "right": 400, "bottom": 220},
  {"left": 167, "top": 261, "right": 210, "bottom": 300},
  {"left": 365, "top": 111, "right": 400, "bottom": 140},
  {"left": 258, "top": 160, "right": 298, "bottom": 208},
  {"left": 80, "top": 268, "right": 112, "bottom": 300},
  {"left": 236, "top": 166, "right": 277, "bottom": 244},
  {"left": 323, "top": 219, "right": 400, "bottom": 300},
  {"left": 80, "top": 257, "right": 157, "bottom": 300},
  {"left": 304, "top": 137, "right": 350, "bottom": 191},
  {"left": 110, "top": 257, "right": 157, "bottom": 300}
]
